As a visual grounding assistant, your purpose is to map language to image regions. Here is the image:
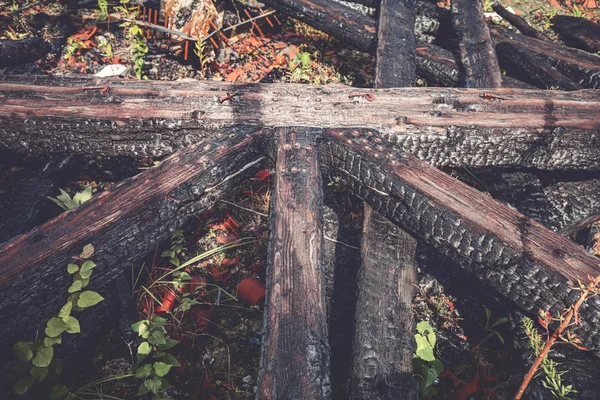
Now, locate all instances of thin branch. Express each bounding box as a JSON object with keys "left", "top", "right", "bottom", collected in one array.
[{"left": 219, "top": 199, "right": 268, "bottom": 217}]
